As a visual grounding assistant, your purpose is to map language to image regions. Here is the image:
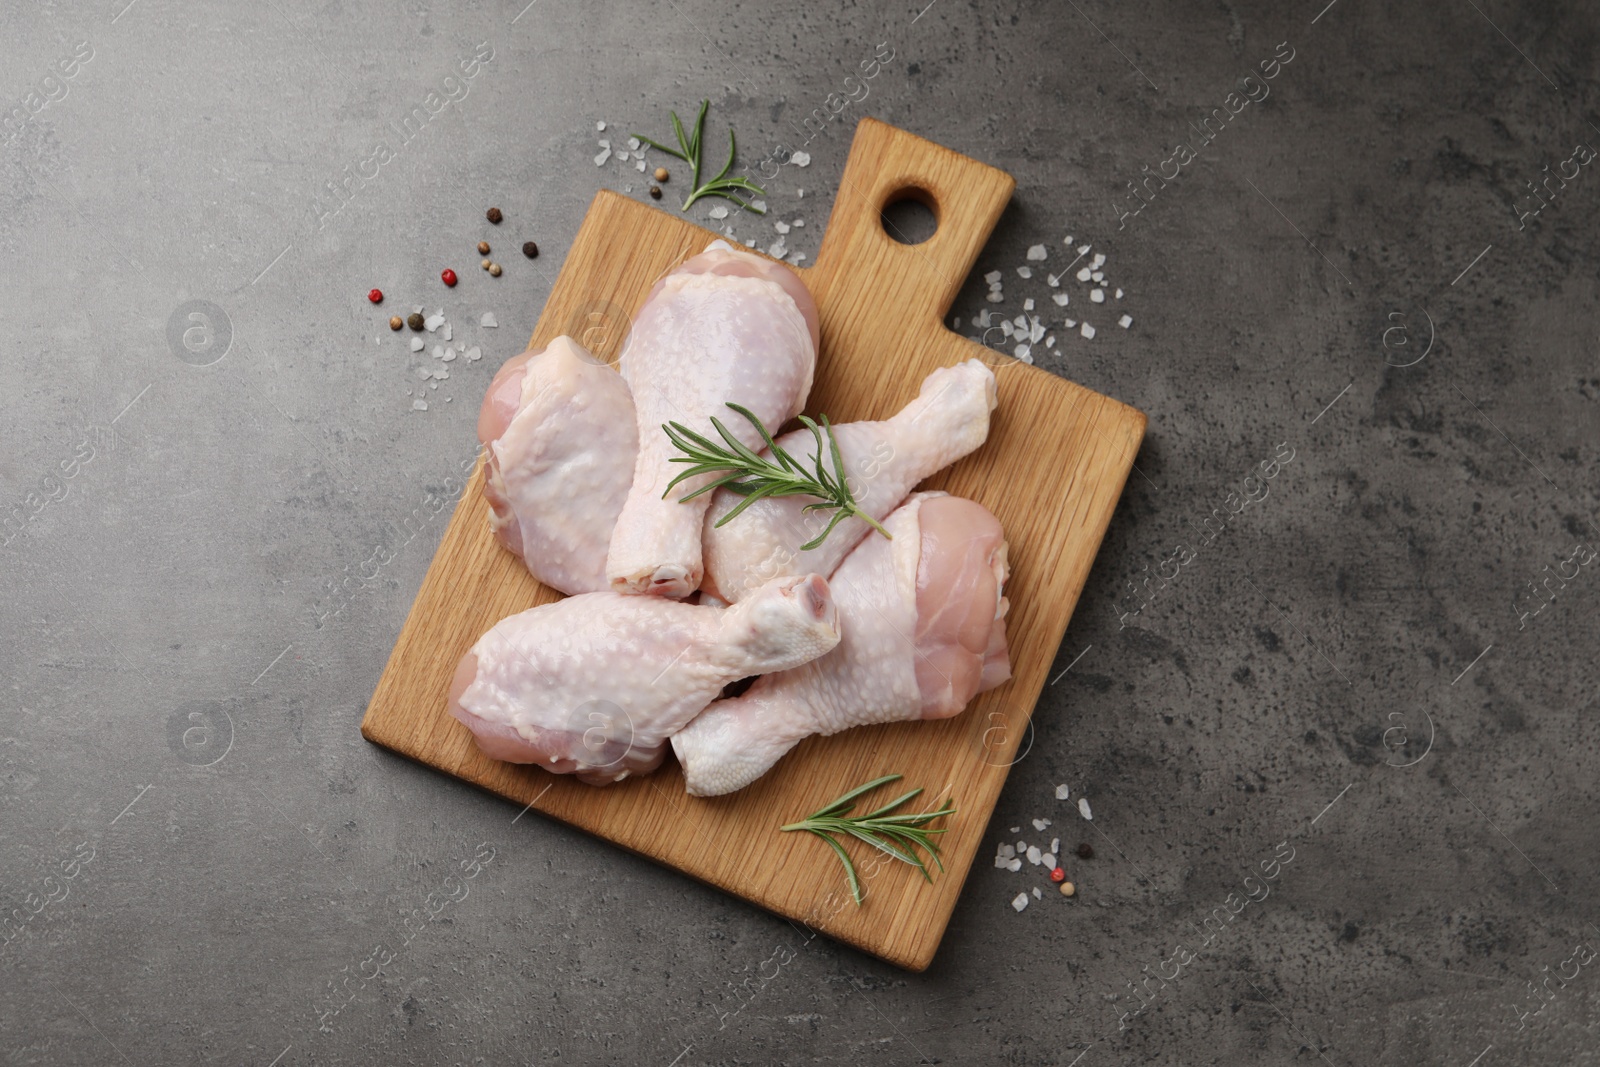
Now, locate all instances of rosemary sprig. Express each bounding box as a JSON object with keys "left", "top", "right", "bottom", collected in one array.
[
  {"left": 661, "top": 403, "right": 892, "bottom": 551},
  {"left": 780, "top": 774, "right": 956, "bottom": 905},
  {"left": 636, "top": 99, "right": 767, "bottom": 214}
]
